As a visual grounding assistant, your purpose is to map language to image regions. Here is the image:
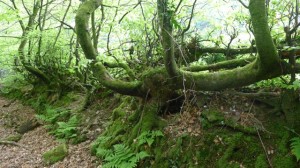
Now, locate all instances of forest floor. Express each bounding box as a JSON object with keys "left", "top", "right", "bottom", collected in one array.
[{"left": 0, "top": 96, "right": 98, "bottom": 168}]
